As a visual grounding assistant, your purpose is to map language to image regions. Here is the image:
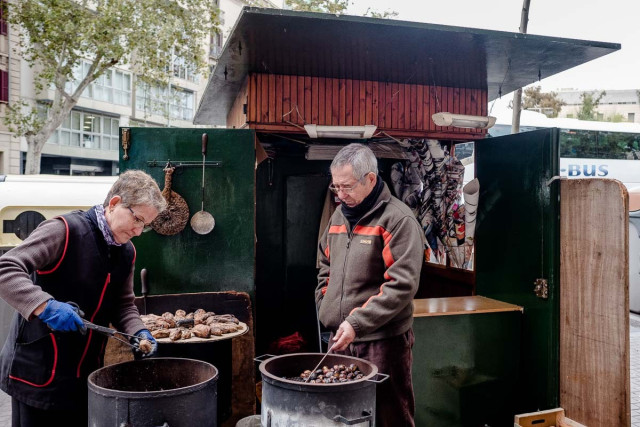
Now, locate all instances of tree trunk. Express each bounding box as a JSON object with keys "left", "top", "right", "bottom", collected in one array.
[
  {"left": 23, "top": 97, "right": 79, "bottom": 174},
  {"left": 511, "top": 0, "right": 531, "bottom": 134},
  {"left": 24, "top": 135, "right": 42, "bottom": 174}
]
